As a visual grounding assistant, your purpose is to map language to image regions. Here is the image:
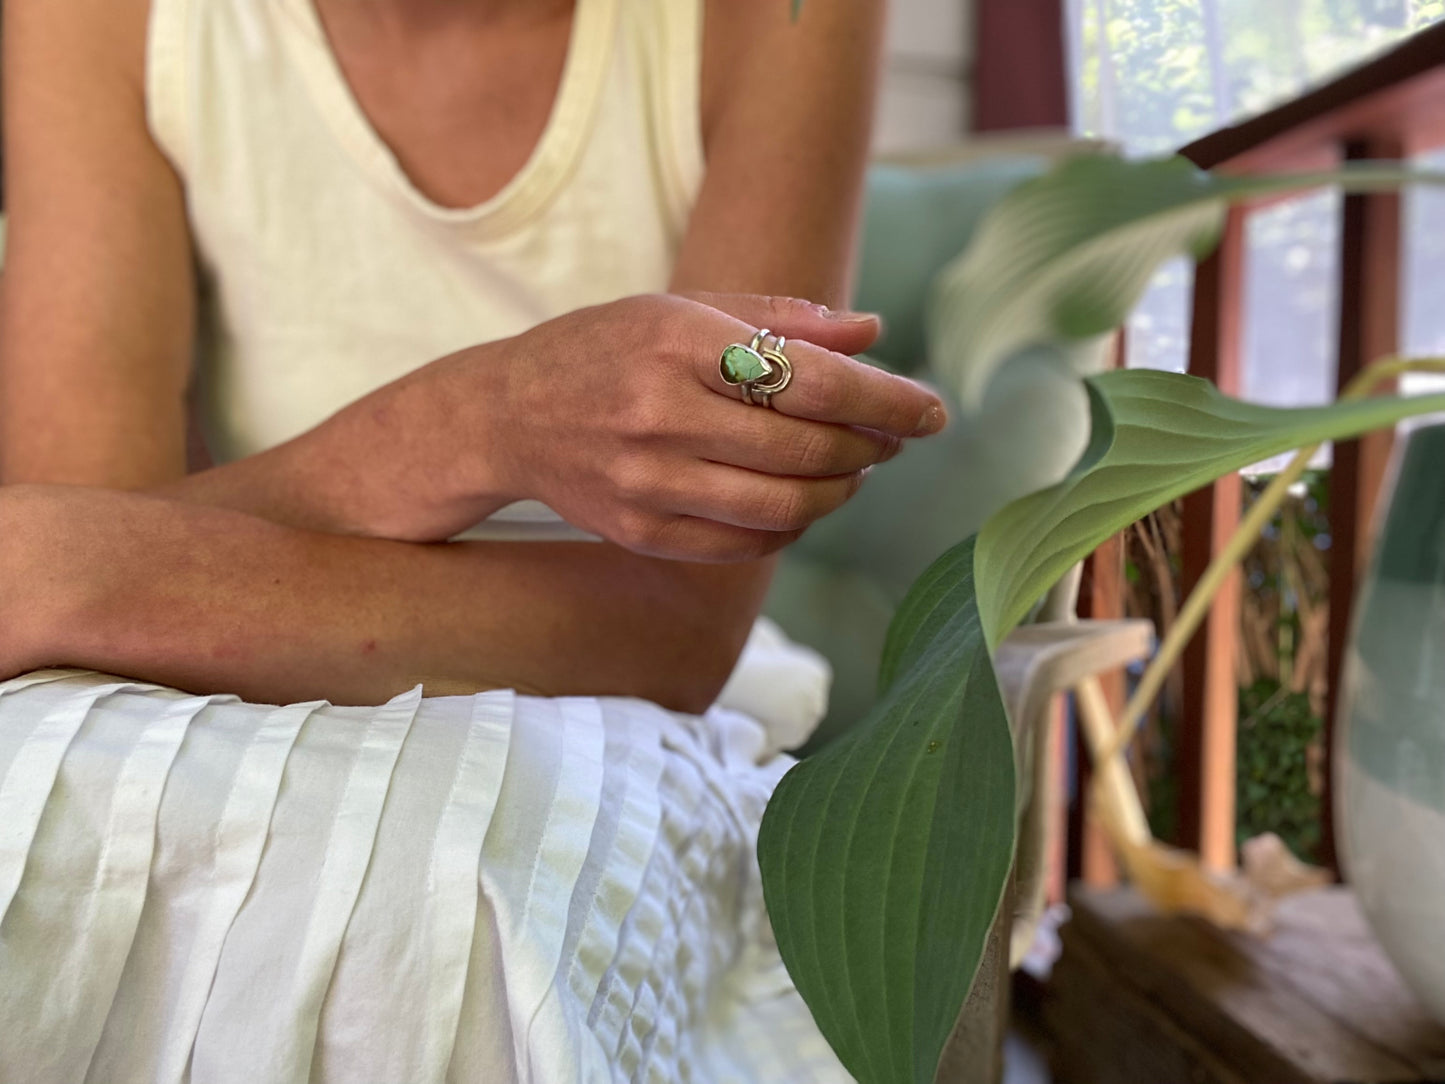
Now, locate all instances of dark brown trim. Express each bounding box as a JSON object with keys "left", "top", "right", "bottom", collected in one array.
[
  {"left": 1182, "top": 22, "right": 1445, "bottom": 170},
  {"left": 1177, "top": 210, "right": 1247, "bottom": 870},
  {"left": 1076, "top": 533, "right": 1126, "bottom": 887},
  {"left": 972, "top": 0, "right": 1070, "bottom": 132}
]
